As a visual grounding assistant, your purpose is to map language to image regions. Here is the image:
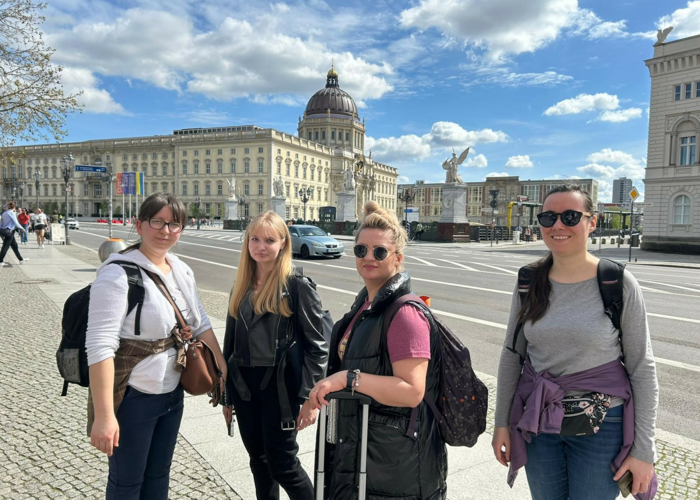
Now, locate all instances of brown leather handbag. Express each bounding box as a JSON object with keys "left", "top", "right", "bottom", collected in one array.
[{"left": 146, "top": 270, "right": 225, "bottom": 406}]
